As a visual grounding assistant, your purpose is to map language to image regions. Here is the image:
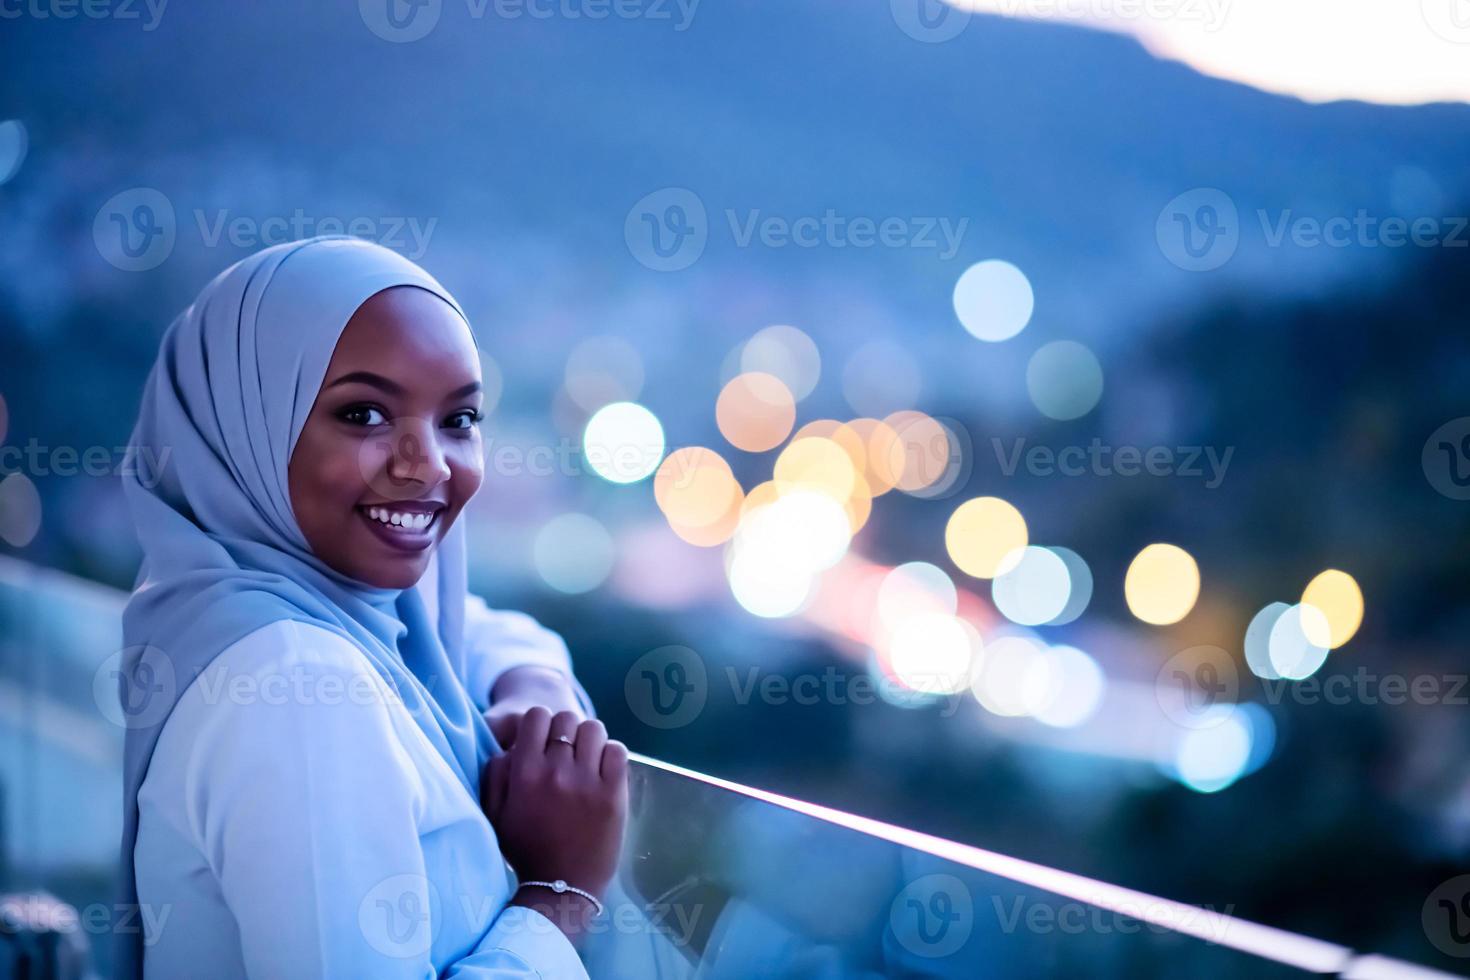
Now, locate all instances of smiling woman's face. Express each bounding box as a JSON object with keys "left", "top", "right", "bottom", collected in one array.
[{"left": 288, "top": 285, "right": 484, "bottom": 590}]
